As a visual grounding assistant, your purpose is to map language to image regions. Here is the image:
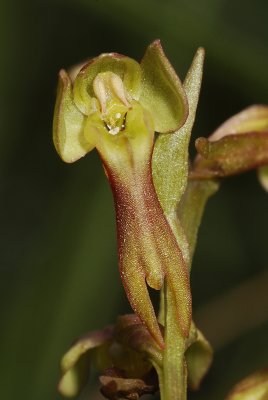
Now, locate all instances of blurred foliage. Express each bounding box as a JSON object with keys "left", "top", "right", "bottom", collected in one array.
[{"left": 0, "top": 0, "right": 267, "bottom": 399}]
